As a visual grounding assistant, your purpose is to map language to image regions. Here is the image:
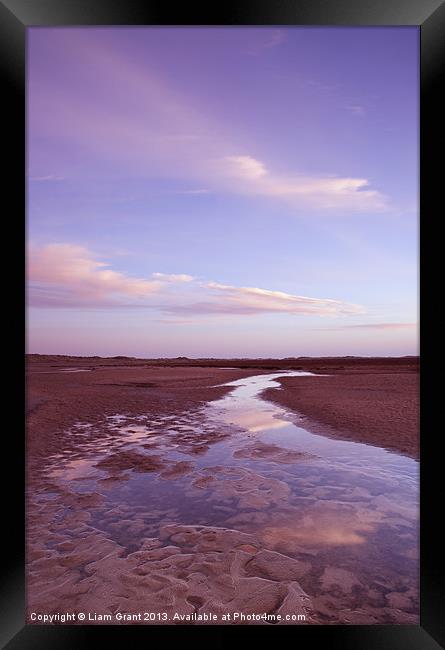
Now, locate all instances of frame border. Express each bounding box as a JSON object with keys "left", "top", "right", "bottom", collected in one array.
[{"left": 3, "top": 0, "right": 443, "bottom": 647}]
